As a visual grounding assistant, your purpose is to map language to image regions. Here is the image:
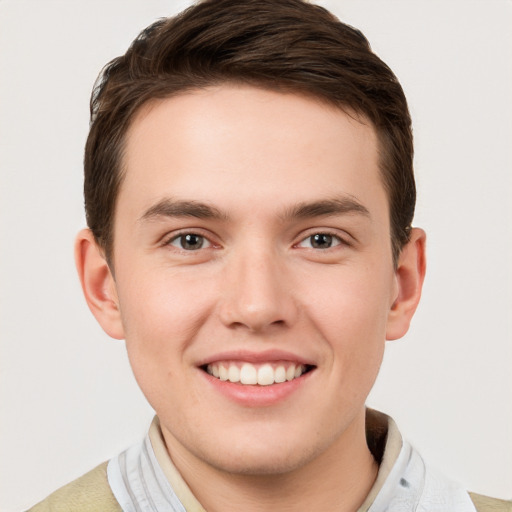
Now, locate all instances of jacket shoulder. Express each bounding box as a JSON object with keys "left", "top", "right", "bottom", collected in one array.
[
  {"left": 470, "top": 492, "right": 512, "bottom": 512},
  {"left": 27, "top": 461, "right": 122, "bottom": 512}
]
